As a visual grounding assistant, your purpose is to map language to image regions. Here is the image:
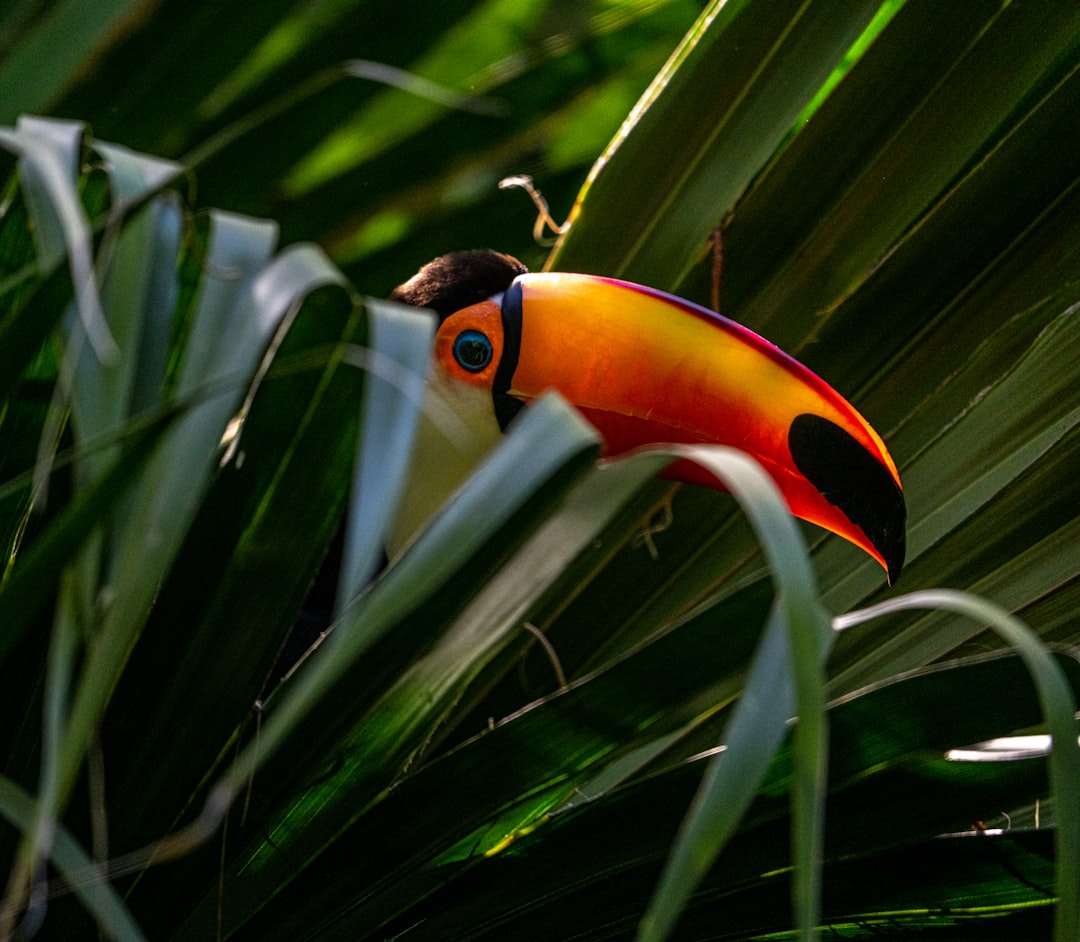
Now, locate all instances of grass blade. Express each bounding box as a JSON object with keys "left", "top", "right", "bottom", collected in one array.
[{"left": 640, "top": 445, "right": 829, "bottom": 942}]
